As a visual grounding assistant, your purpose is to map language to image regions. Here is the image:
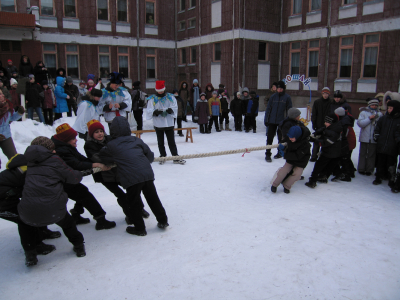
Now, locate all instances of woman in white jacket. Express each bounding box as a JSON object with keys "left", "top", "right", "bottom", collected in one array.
[{"left": 357, "top": 98, "right": 382, "bottom": 175}]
